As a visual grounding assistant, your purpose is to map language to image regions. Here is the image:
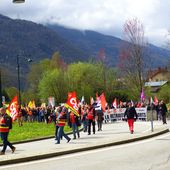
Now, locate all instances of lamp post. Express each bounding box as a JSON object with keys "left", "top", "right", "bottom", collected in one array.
[
  {"left": 16, "top": 55, "right": 21, "bottom": 106},
  {"left": 13, "top": 0, "right": 25, "bottom": 106},
  {"left": 13, "top": 0, "right": 25, "bottom": 3}
]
